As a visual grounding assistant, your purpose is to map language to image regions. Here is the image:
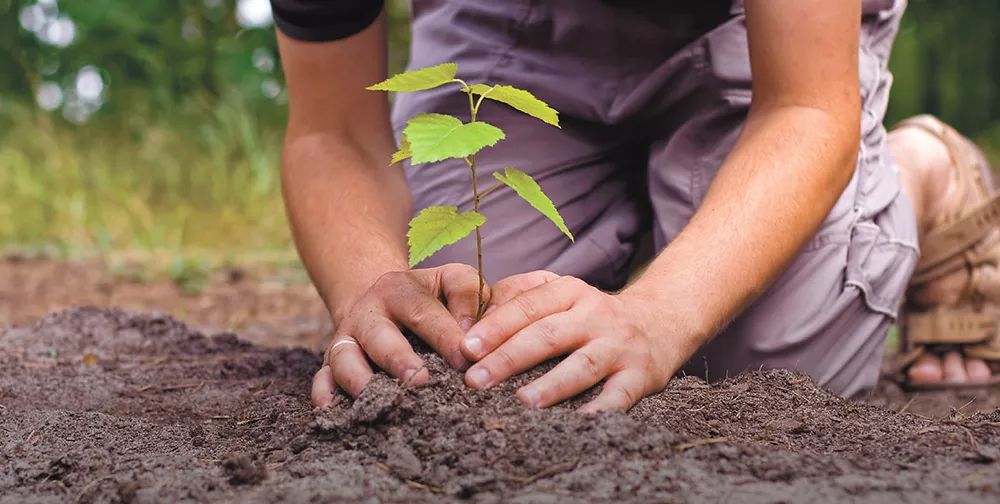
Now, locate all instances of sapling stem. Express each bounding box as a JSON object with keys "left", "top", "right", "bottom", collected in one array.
[{"left": 461, "top": 83, "right": 488, "bottom": 320}]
